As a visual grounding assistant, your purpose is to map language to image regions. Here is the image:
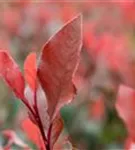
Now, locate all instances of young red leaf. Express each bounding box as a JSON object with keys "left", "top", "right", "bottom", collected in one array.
[
  {"left": 24, "top": 52, "right": 37, "bottom": 107},
  {"left": 22, "top": 118, "right": 45, "bottom": 149},
  {"left": 116, "top": 85, "right": 135, "bottom": 140},
  {"left": 37, "top": 14, "right": 82, "bottom": 118},
  {"left": 24, "top": 52, "right": 37, "bottom": 91},
  {"left": 0, "top": 51, "right": 25, "bottom": 100}
]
